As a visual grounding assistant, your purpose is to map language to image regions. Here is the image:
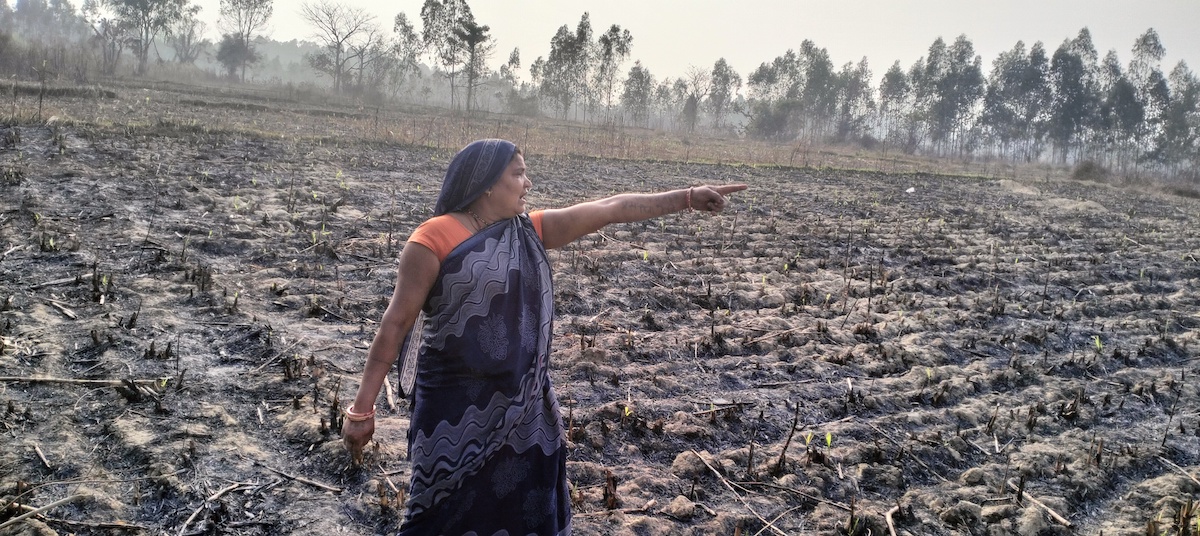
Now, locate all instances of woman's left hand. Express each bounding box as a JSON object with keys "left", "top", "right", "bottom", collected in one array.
[{"left": 690, "top": 184, "right": 748, "bottom": 212}]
